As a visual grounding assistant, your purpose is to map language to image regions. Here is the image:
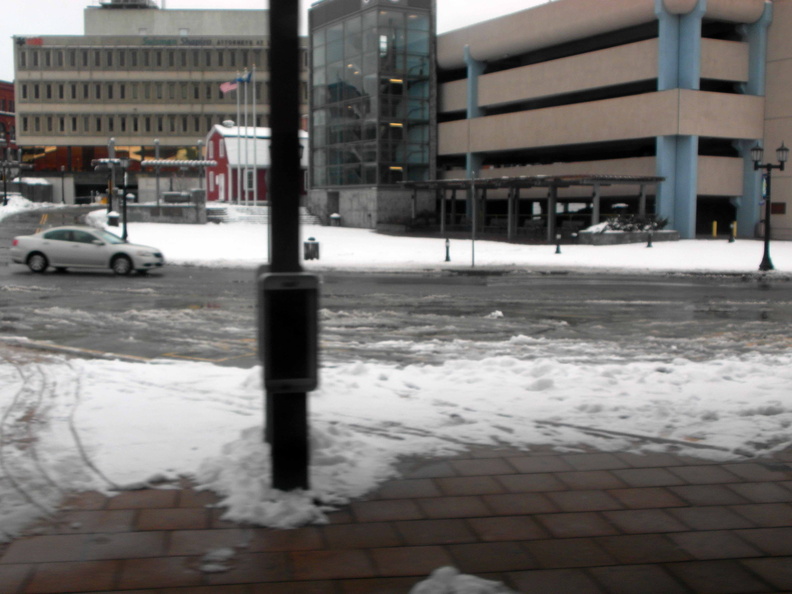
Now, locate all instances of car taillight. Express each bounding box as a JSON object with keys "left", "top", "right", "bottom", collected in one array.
[{"left": 11, "top": 239, "right": 18, "bottom": 246}]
